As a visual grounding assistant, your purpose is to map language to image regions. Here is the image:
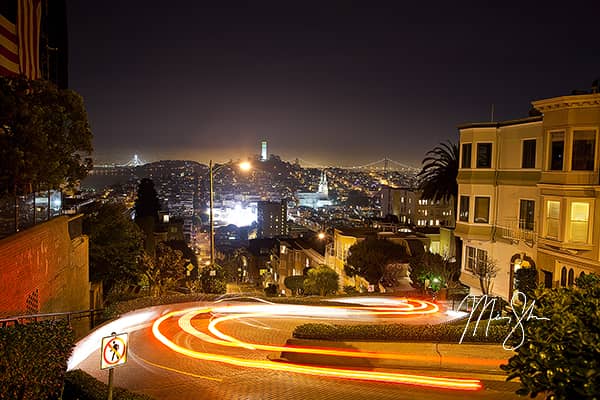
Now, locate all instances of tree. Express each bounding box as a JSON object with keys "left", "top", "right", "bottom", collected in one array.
[
  {"left": 134, "top": 178, "right": 161, "bottom": 221},
  {"left": 514, "top": 267, "right": 538, "bottom": 298},
  {"left": 165, "top": 240, "right": 198, "bottom": 278},
  {"left": 472, "top": 257, "right": 500, "bottom": 295},
  {"left": 83, "top": 202, "right": 144, "bottom": 294},
  {"left": 284, "top": 275, "right": 305, "bottom": 296},
  {"left": 140, "top": 242, "right": 184, "bottom": 296},
  {"left": 409, "top": 251, "right": 460, "bottom": 290},
  {"left": 417, "top": 140, "right": 458, "bottom": 205},
  {"left": 303, "top": 265, "right": 339, "bottom": 296},
  {"left": 501, "top": 273, "right": 600, "bottom": 399},
  {"left": 345, "top": 237, "right": 409, "bottom": 290},
  {"left": 0, "top": 76, "right": 93, "bottom": 195},
  {"left": 134, "top": 178, "right": 161, "bottom": 254},
  {"left": 346, "top": 190, "right": 370, "bottom": 207},
  {"left": 199, "top": 264, "right": 227, "bottom": 294}
]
